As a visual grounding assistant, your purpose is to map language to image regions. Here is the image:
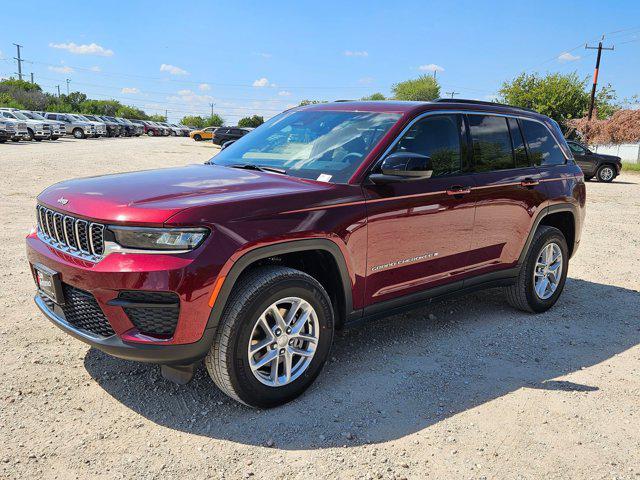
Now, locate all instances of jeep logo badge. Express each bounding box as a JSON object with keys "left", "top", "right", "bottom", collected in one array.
[{"left": 57, "top": 197, "right": 69, "bottom": 205}]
